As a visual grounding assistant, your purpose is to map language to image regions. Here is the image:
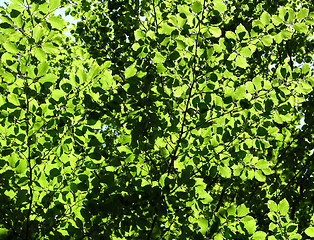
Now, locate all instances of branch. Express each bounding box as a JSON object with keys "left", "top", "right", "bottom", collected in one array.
[
  {"left": 275, "top": 154, "right": 313, "bottom": 200},
  {"left": 167, "top": 0, "right": 207, "bottom": 175},
  {"left": 147, "top": 215, "right": 158, "bottom": 240},
  {"left": 25, "top": 83, "right": 33, "bottom": 240}
]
